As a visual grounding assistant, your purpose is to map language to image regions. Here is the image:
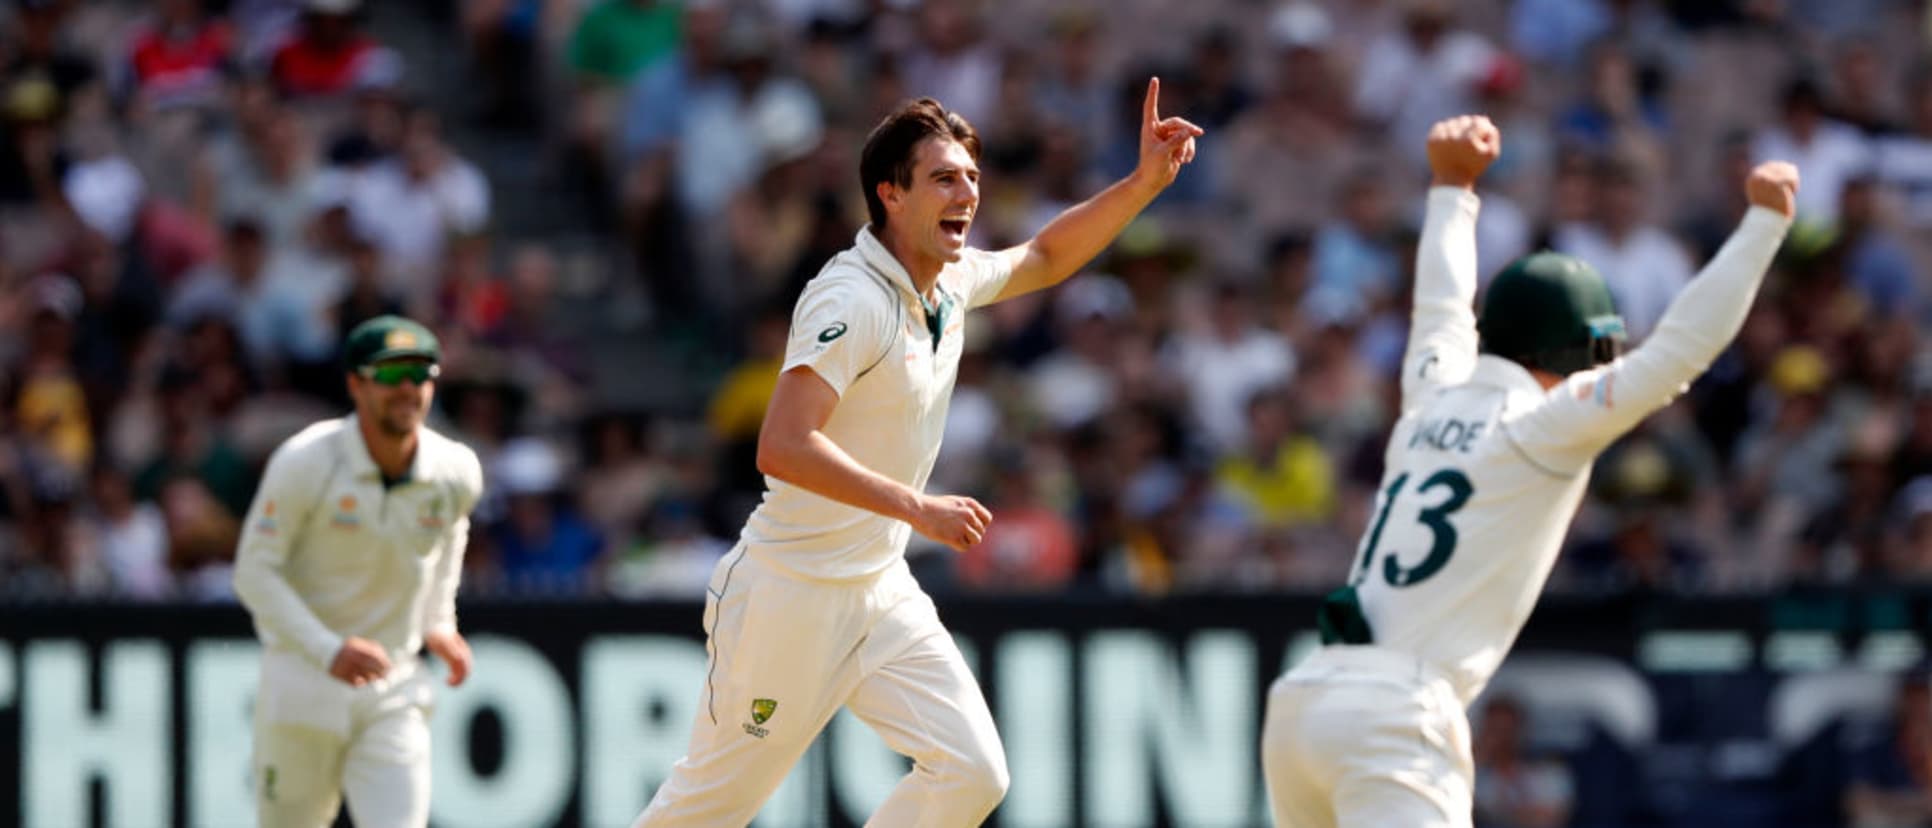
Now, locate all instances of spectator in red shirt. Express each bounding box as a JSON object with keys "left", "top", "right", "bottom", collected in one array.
[
  {"left": 124, "top": 0, "right": 234, "bottom": 112},
  {"left": 958, "top": 453, "right": 1080, "bottom": 592},
  {"left": 267, "top": 0, "right": 399, "bottom": 99}
]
